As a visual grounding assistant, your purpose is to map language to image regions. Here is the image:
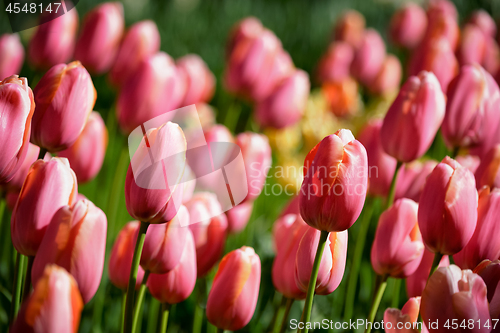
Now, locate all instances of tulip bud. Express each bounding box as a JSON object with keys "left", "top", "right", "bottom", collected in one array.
[
  {"left": 371, "top": 199, "right": 424, "bottom": 278},
  {"left": 31, "top": 199, "right": 107, "bottom": 303},
  {"left": 272, "top": 214, "right": 309, "bottom": 299},
  {"left": 406, "top": 248, "right": 449, "bottom": 297},
  {"left": 226, "top": 17, "right": 264, "bottom": 58},
  {"left": 255, "top": 70, "right": 310, "bottom": 129},
  {"left": 140, "top": 205, "right": 190, "bottom": 274},
  {"left": 0, "top": 76, "right": 35, "bottom": 183},
  {"left": 350, "top": 29, "right": 386, "bottom": 86},
  {"left": 0, "top": 34, "right": 24, "bottom": 79},
  {"left": 186, "top": 193, "right": 228, "bottom": 277},
  {"left": 299, "top": 129, "right": 368, "bottom": 232},
  {"left": 316, "top": 42, "right": 354, "bottom": 84},
  {"left": 147, "top": 229, "right": 197, "bottom": 304},
  {"left": 389, "top": 3, "right": 427, "bottom": 49},
  {"left": 381, "top": 71, "right": 445, "bottom": 162},
  {"left": 295, "top": 228, "right": 348, "bottom": 295},
  {"left": 11, "top": 157, "right": 77, "bottom": 256},
  {"left": 333, "top": 10, "right": 366, "bottom": 48},
  {"left": 58, "top": 112, "right": 107, "bottom": 183},
  {"left": 74, "top": 2, "right": 124, "bottom": 74},
  {"left": 483, "top": 38, "right": 500, "bottom": 75},
  {"left": 109, "top": 20, "right": 161, "bottom": 86},
  {"left": 125, "top": 122, "right": 186, "bottom": 223},
  {"left": 458, "top": 25, "right": 487, "bottom": 67},
  {"left": 418, "top": 157, "right": 478, "bottom": 255},
  {"left": 28, "top": 6, "right": 78, "bottom": 70},
  {"left": 456, "top": 155, "right": 481, "bottom": 174},
  {"left": 322, "top": 76, "right": 360, "bottom": 117},
  {"left": 226, "top": 201, "right": 253, "bottom": 234},
  {"left": 384, "top": 297, "right": 421, "bottom": 333},
  {"left": 421, "top": 265, "right": 491, "bottom": 330},
  {"left": 357, "top": 119, "right": 397, "bottom": 197},
  {"left": 475, "top": 145, "right": 500, "bottom": 189},
  {"left": 206, "top": 246, "right": 261, "bottom": 331},
  {"left": 453, "top": 187, "right": 500, "bottom": 269},
  {"left": 474, "top": 260, "right": 500, "bottom": 320},
  {"left": 31, "top": 61, "right": 96, "bottom": 152},
  {"left": 176, "top": 54, "right": 216, "bottom": 107},
  {"left": 368, "top": 55, "right": 402, "bottom": 96},
  {"left": 469, "top": 10, "right": 497, "bottom": 39},
  {"left": 425, "top": 2, "right": 459, "bottom": 50},
  {"left": 395, "top": 160, "right": 437, "bottom": 202},
  {"left": 11, "top": 265, "right": 83, "bottom": 333},
  {"left": 5, "top": 143, "right": 40, "bottom": 192},
  {"left": 109, "top": 221, "right": 145, "bottom": 290}
]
